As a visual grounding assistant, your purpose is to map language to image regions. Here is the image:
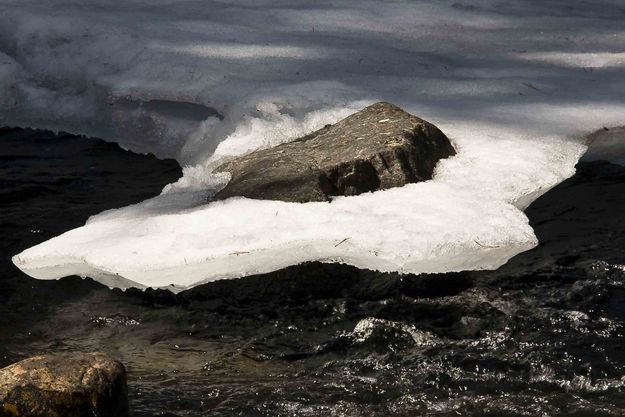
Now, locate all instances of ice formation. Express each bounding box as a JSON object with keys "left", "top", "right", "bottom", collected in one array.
[{"left": 4, "top": 0, "right": 625, "bottom": 289}]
